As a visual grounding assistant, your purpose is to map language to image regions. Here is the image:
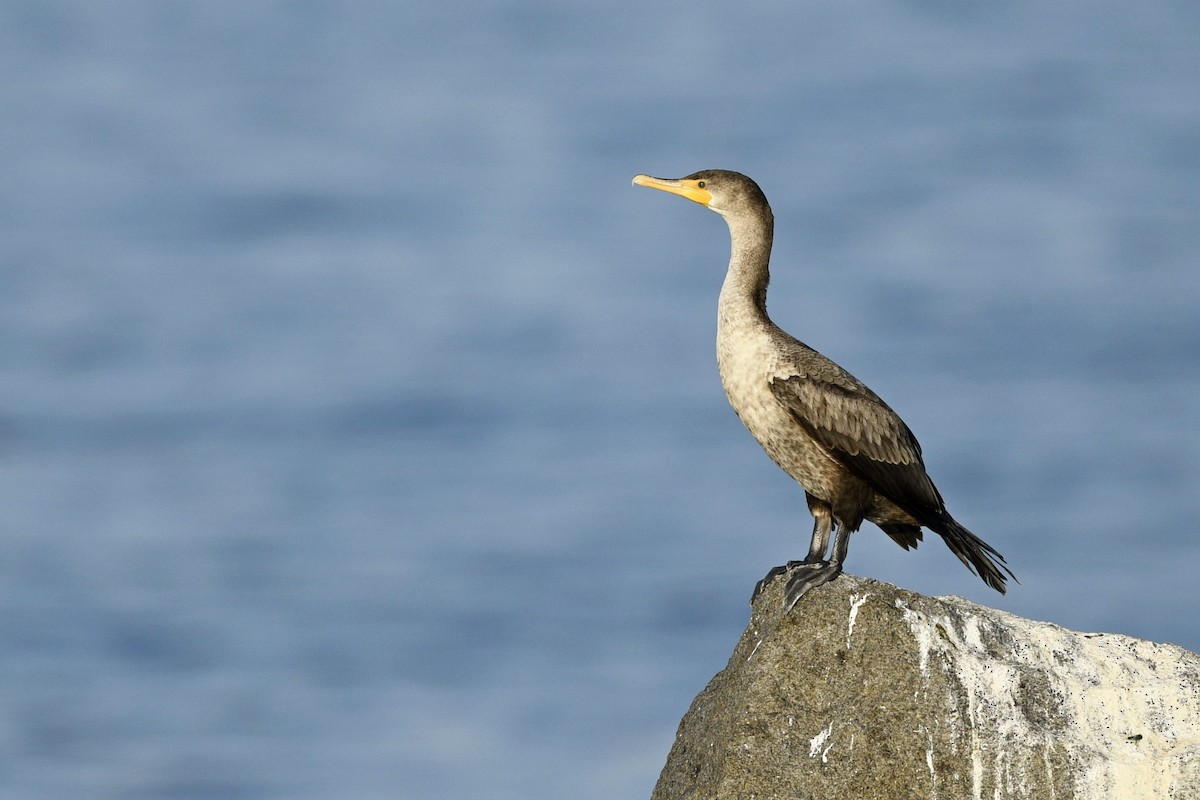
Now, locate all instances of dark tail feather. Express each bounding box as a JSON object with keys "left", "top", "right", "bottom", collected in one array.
[
  {"left": 930, "top": 515, "right": 1018, "bottom": 594},
  {"left": 879, "top": 523, "right": 923, "bottom": 551}
]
